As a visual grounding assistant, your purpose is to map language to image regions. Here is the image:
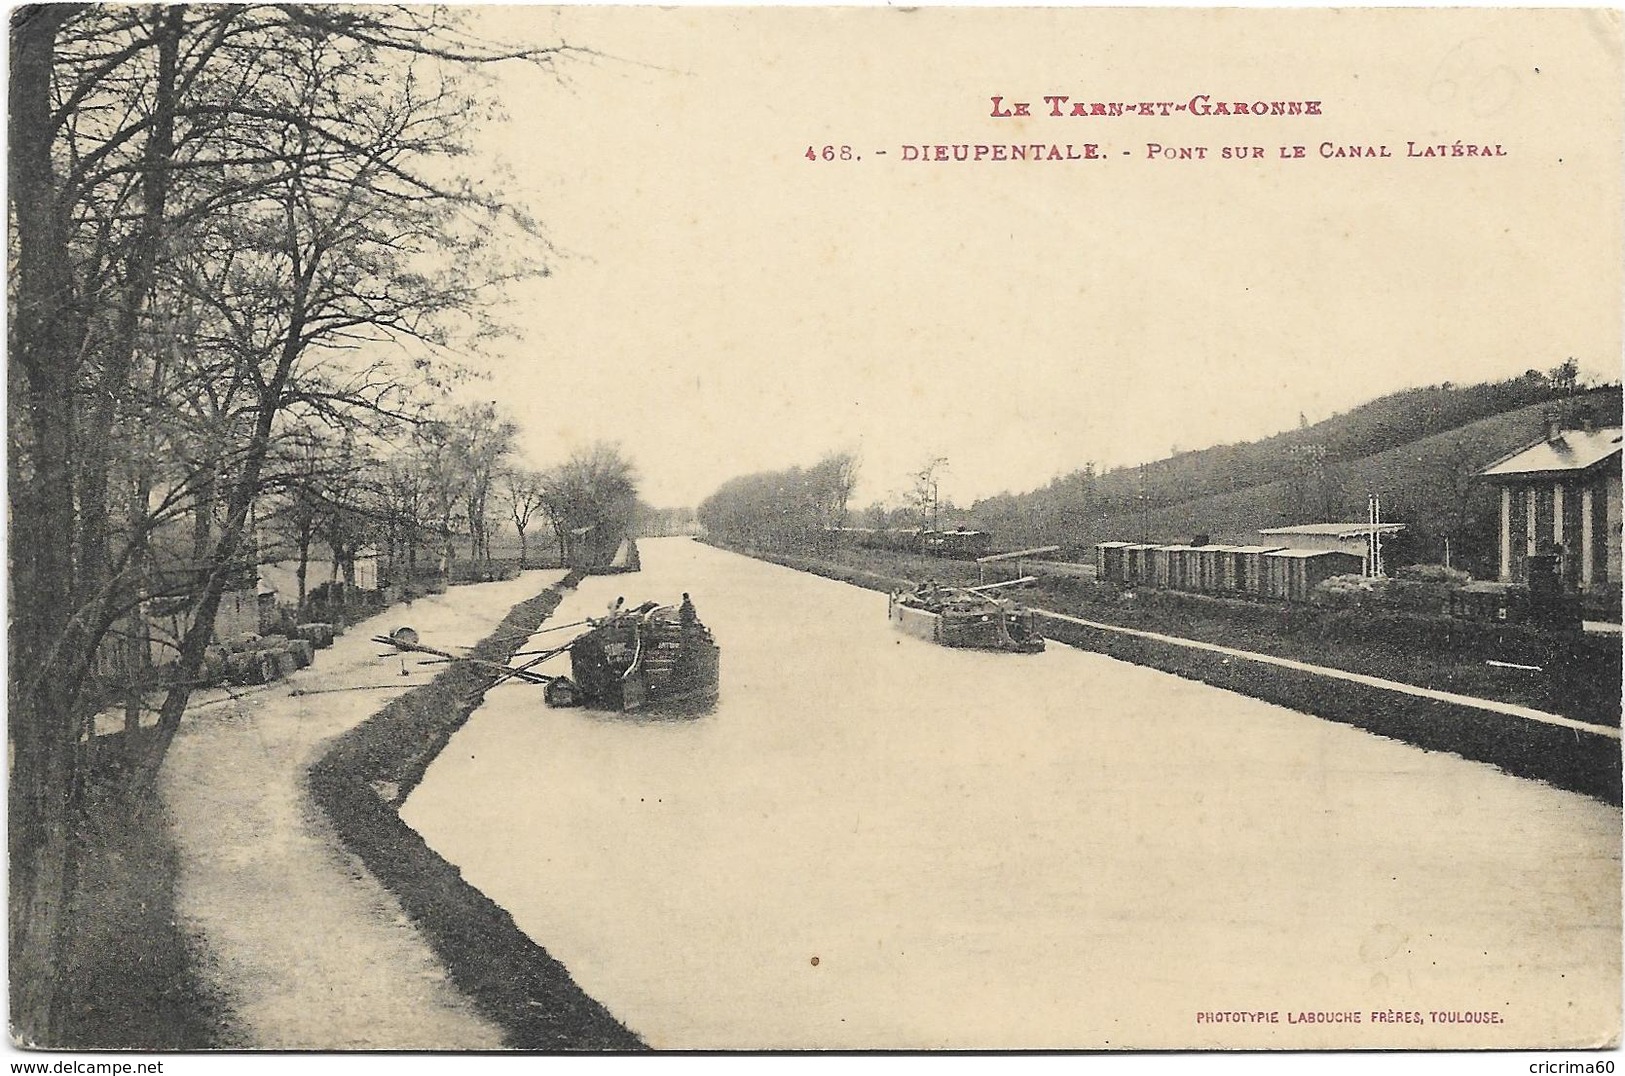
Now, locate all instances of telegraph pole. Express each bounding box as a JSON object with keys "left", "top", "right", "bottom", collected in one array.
[
  {"left": 1139, "top": 463, "right": 1150, "bottom": 543},
  {"left": 1367, "top": 492, "right": 1386, "bottom": 577}
]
